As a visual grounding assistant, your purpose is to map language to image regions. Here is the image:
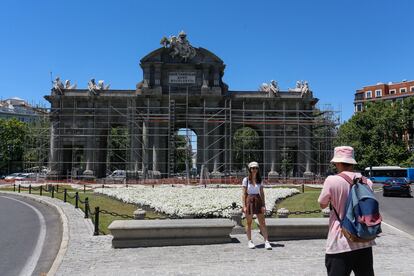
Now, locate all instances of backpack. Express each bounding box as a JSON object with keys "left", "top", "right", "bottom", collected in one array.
[{"left": 331, "top": 173, "right": 382, "bottom": 242}]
